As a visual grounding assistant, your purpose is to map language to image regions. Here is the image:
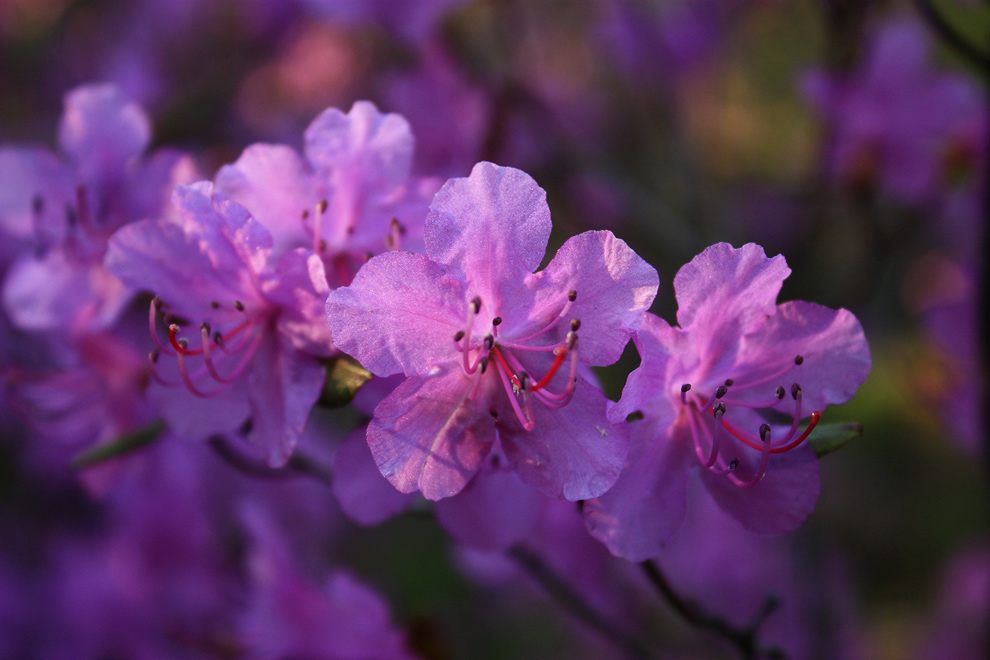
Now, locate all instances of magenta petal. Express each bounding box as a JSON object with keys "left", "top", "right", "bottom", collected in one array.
[
  {"left": 700, "top": 442, "right": 821, "bottom": 535},
  {"left": 303, "top": 101, "right": 413, "bottom": 193},
  {"left": 674, "top": 242, "right": 791, "bottom": 343},
  {"left": 267, "top": 249, "right": 334, "bottom": 356},
  {"left": 333, "top": 428, "right": 416, "bottom": 525},
  {"left": 326, "top": 251, "right": 467, "bottom": 377},
  {"left": 425, "top": 162, "right": 551, "bottom": 309},
  {"left": 498, "top": 378, "right": 628, "bottom": 501},
  {"left": 735, "top": 301, "right": 871, "bottom": 412},
  {"left": 367, "top": 369, "right": 495, "bottom": 500},
  {"left": 583, "top": 420, "right": 695, "bottom": 561},
  {"left": 434, "top": 462, "right": 543, "bottom": 551},
  {"left": 57, "top": 84, "right": 151, "bottom": 185},
  {"left": 245, "top": 335, "right": 326, "bottom": 467},
  {"left": 608, "top": 313, "right": 682, "bottom": 429},
  {"left": 214, "top": 144, "right": 316, "bottom": 258},
  {"left": 528, "top": 230, "right": 658, "bottom": 366}
]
